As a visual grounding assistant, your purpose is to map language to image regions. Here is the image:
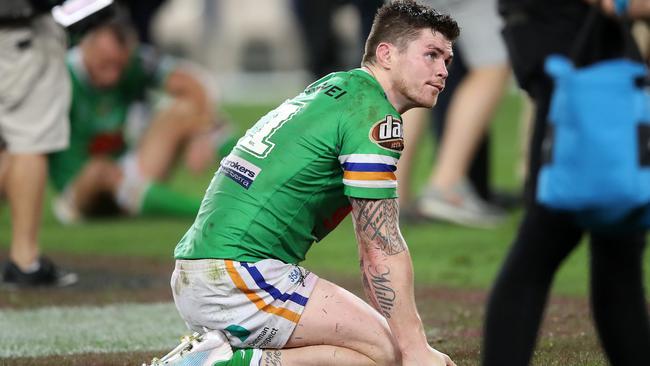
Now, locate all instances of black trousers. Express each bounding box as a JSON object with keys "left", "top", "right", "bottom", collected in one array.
[
  {"left": 291, "top": 0, "right": 383, "bottom": 79},
  {"left": 483, "top": 1, "right": 650, "bottom": 365}
]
